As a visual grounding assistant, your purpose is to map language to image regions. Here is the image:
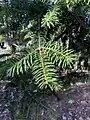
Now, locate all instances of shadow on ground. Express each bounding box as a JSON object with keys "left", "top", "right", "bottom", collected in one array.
[
  {"left": 41, "top": 83, "right": 90, "bottom": 120},
  {"left": 1, "top": 81, "right": 90, "bottom": 120}
]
